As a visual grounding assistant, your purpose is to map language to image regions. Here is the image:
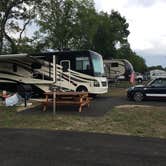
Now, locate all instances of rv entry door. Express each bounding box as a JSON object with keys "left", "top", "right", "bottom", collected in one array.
[
  {"left": 60, "top": 60, "right": 71, "bottom": 84},
  {"left": 60, "top": 60, "right": 70, "bottom": 72}
]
